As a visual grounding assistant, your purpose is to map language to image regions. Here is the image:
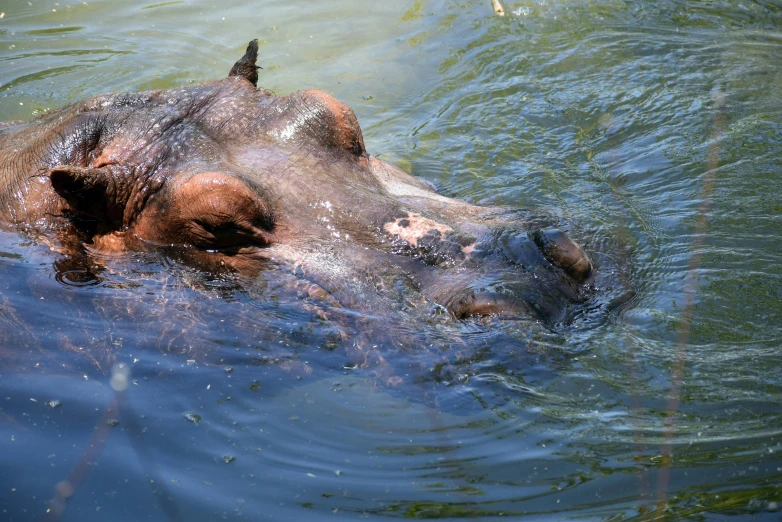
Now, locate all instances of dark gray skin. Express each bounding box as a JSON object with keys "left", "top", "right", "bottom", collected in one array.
[{"left": 0, "top": 41, "right": 595, "bottom": 323}]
